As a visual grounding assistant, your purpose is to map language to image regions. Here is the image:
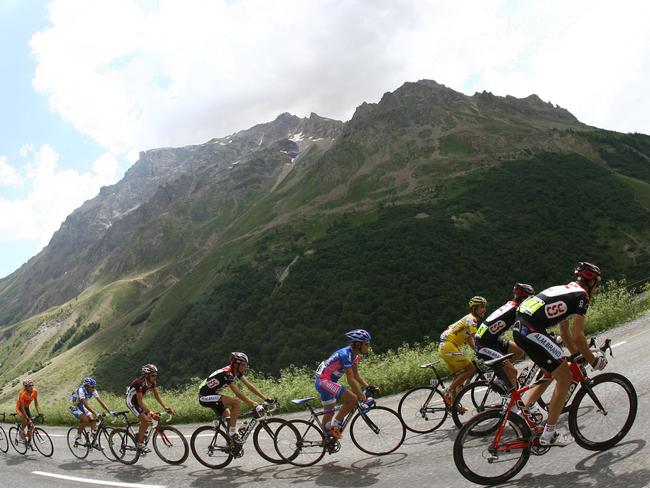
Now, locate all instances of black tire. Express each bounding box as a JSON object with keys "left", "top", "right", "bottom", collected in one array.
[
  {"left": 454, "top": 409, "right": 531, "bottom": 486},
  {"left": 350, "top": 406, "right": 406, "bottom": 455},
  {"left": 152, "top": 426, "right": 189, "bottom": 465},
  {"left": 190, "top": 426, "right": 233, "bottom": 469},
  {"left": 569, "top": 372, "right": 638, "bottom": 451},
  {"left": 452, "top": 380, "right": 507, "bottom": 428},
  {"left": 253, "top": 418, "right": 295, "bottom": 464},
  {"left": 99, "top": 427, "right": 118, "bottom": 461},
  {"left": 8, "top": 427, "right": 27, "bottom": 454},
  {"left": 33, "top": 428, "right": 54, "bottom": 457},
  {"left": 109, "top": 428, "right": 139, "bottom": 465},
  {"left": 397, "top": 386, "right": 448, "bottom": 433},
  {"left": 66, "top": 427, "right": 89, "bottom": 459},
  {"left": 0, "top": 426, "right": 9, "bottom": 453},
  {"left": 274, "top": 419, "right": 326, "bottom": 467}
]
